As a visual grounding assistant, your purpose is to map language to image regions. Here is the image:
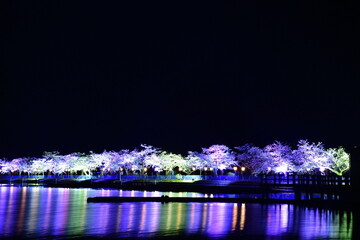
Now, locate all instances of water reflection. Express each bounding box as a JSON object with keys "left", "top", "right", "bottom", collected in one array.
[{"left": 0, "top": 185, "right": 355, "bottom": 239}]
